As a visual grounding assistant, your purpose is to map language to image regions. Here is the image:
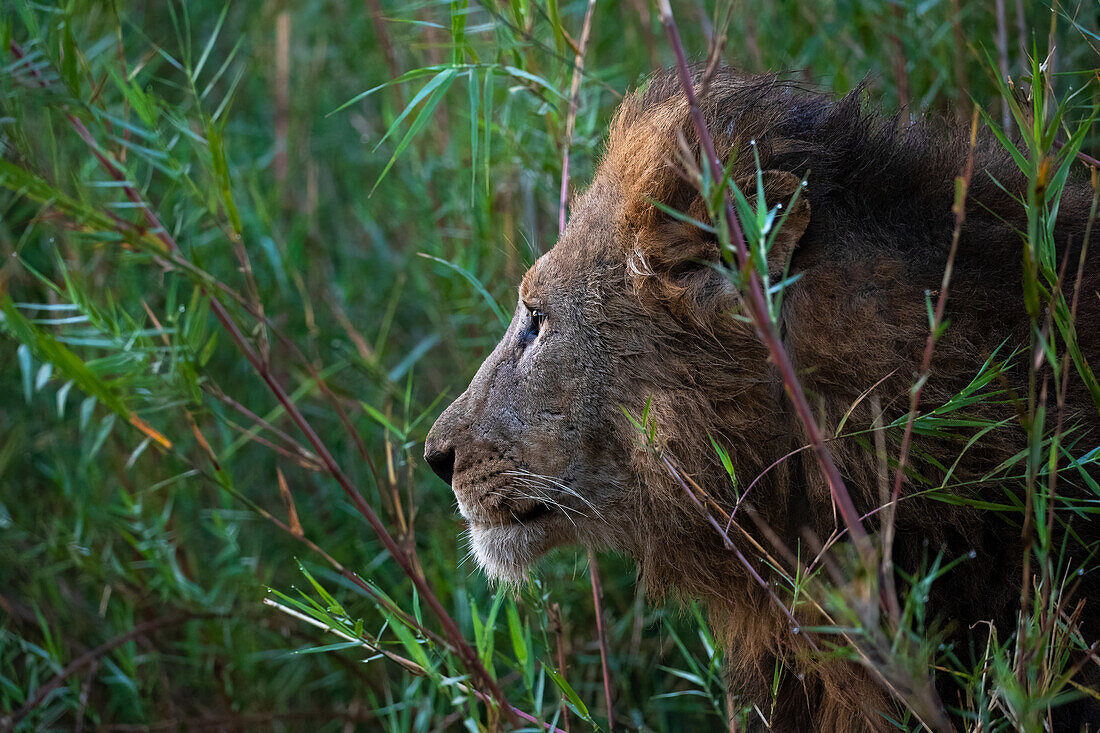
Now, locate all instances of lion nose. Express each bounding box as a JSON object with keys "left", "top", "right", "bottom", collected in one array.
[{"left": 424, "top": 443, "right": 456, "bottom": 485}]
